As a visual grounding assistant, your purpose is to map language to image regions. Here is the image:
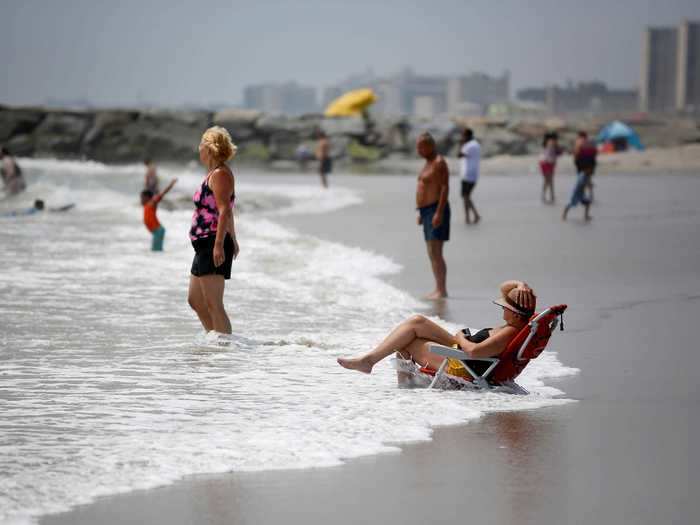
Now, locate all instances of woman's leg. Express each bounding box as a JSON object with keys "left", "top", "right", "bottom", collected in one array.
[
  {"left": 188, "top": 275, "right": 214, "bottom": 331},
  {"left": 338, "top": 315, "right": 456, "bottom": 373},
  {"left": 198, "top": 274, "right": 232, "bottom": 334}
]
